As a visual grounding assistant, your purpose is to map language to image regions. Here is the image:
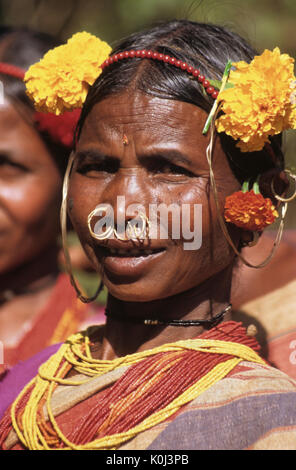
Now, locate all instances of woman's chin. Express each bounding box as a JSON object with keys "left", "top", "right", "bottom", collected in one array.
[{"left": 104, "top": 278, "right": 170, "bottom": 303}]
